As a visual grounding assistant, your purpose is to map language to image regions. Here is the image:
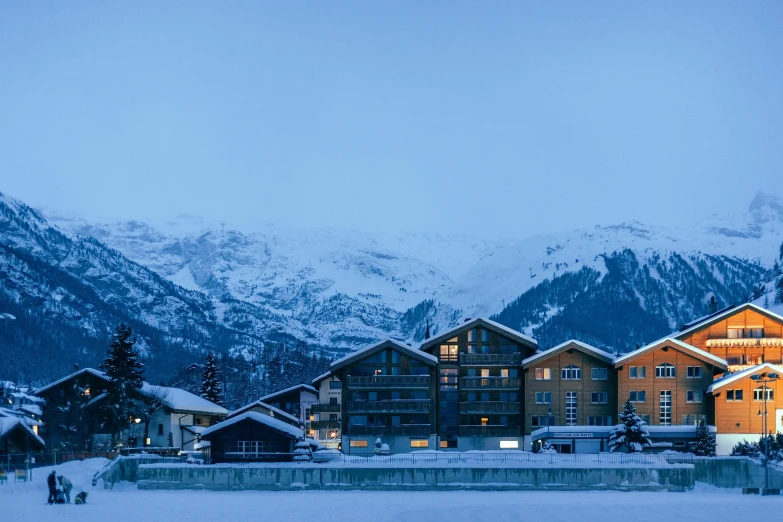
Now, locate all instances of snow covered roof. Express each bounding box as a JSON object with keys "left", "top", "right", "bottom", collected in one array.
[
  {"left": 614, "top": 338, "right": 728, "bottom": 369},
  {"left": 139, "top": 384, "right": 228, "bottom": 416},
  {"left": 0, "top": 416, "right": 45, "bottom": 447},
  {"left": 226, "top": 399, "right": 301, "bottom": 425},
  {"left": 19, "top": 404, "right": 42, "bottom": 416},
  {"left": 523, "top": 339, "right": 615, "bottom": 367},
  {"left": 706, "top": 363, "right": 783, "bottom": 394},
  {"left": 259, "top": 383, "right": 317, "bottom": 403},
  {"left": 330, "top": 338, "right": 437, "bottom": 372},
  {"left": 419, "top": 317, "right": 538, "bottom": 353},
  {"left": 34, "top": 367, "right": 110, "bottom": 395},
  {"left": 531, "top": 423, "right": 715, "bottom": 440},
  {"left": 674, "top": 302, "right": 783, "bottom": 341},
  {"left": 200, "top": 411, "right": 303, "bottom": 440},
  {"left": 311, "top": 371, "right": 335, "bottom": 385}
]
